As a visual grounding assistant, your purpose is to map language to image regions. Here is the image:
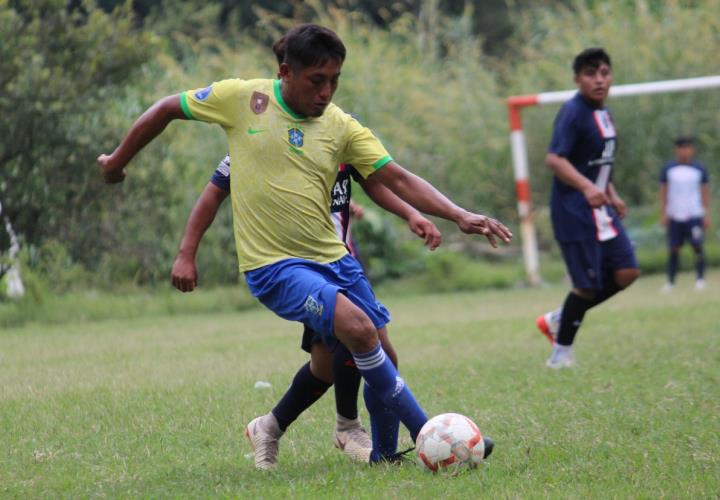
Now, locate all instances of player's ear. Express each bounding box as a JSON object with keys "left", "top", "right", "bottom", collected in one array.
[{"left": 279, "top": 63, "right": 291, "bottom": 80}]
